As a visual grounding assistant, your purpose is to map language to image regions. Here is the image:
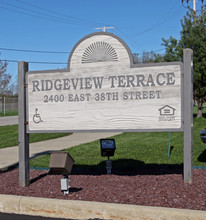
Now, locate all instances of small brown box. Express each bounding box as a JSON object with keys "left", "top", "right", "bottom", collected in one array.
[{"left": 49, "top": 151, "right": 75, "bottom": 175}]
